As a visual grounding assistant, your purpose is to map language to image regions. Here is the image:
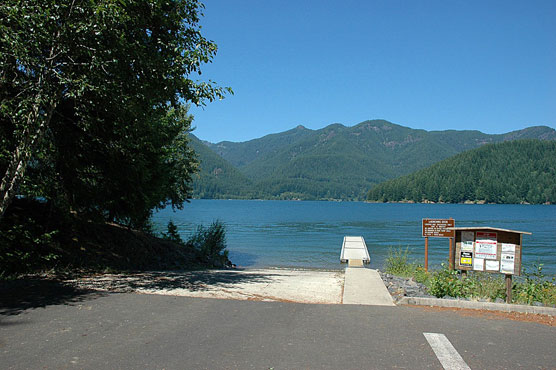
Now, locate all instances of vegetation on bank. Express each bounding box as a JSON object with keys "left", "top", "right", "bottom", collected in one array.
[
  {"left": 0, "top": 1, "right": 233, "bottom": 277},
  {"left": 0, "top": 199, "right": 230, "bottom": 278},
  {"left": 384, "top": 247, "right": 556, "bottom": 306},
  {"left": 368, "top": 140, "right": 556, "bottom": 204}
]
